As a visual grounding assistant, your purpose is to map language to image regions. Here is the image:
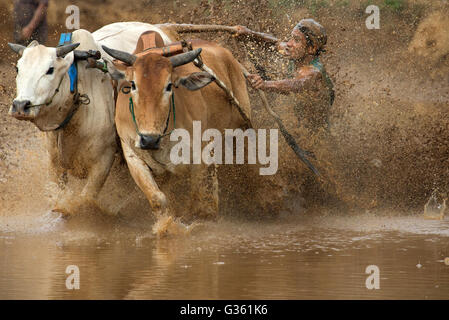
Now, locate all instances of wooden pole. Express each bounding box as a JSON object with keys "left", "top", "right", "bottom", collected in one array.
[
  {"left": 239, "top": 64, "right": 321, "bottom": 177},
  {"left": 161, "top": 23, "right": 279, "bottom": 44}
]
